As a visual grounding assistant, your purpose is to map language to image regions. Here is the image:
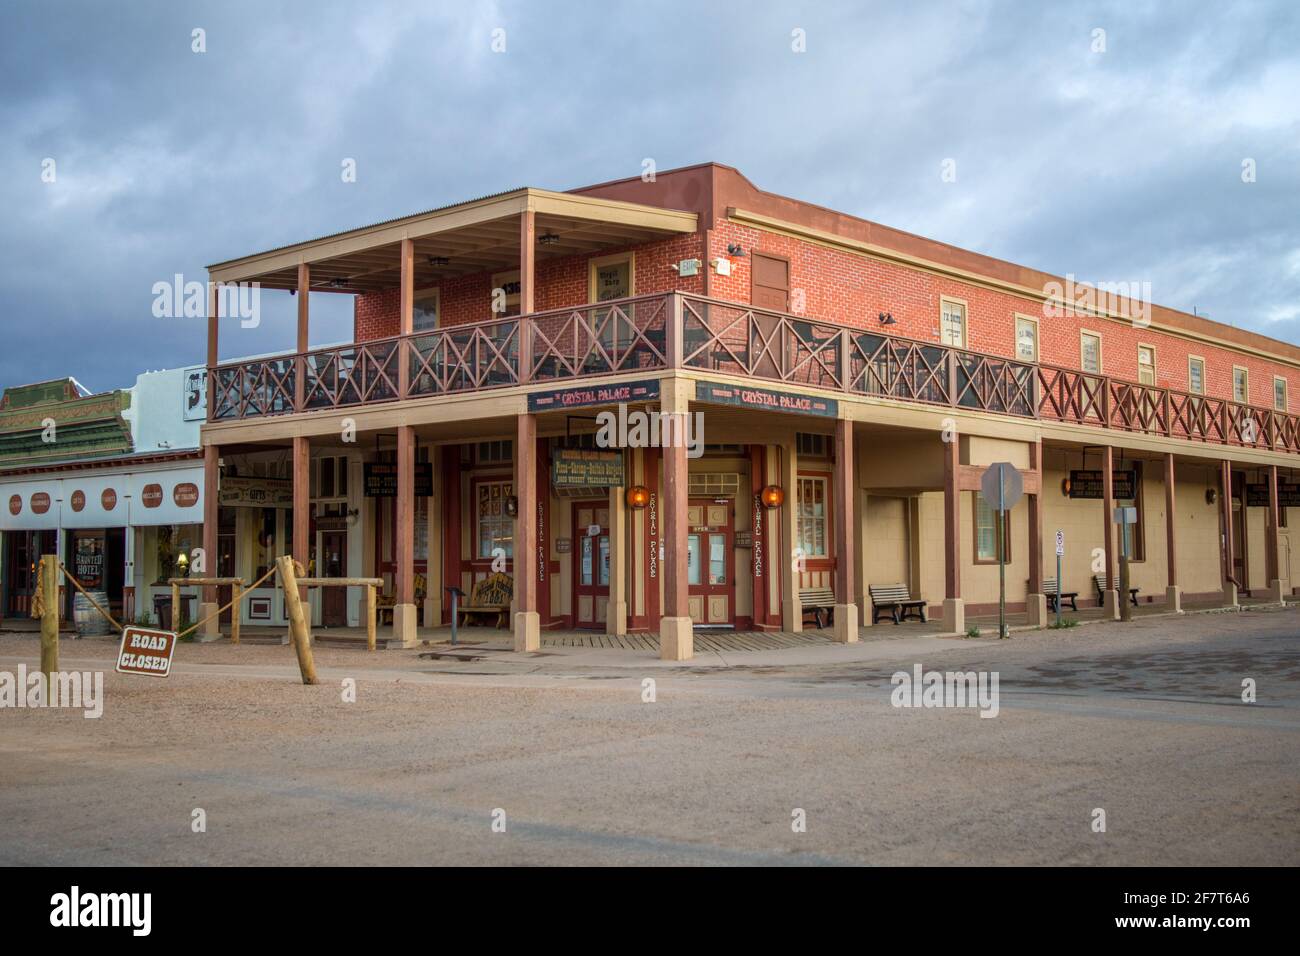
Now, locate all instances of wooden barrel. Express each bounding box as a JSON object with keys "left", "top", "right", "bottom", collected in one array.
[{"left": 73, "top": 591, "right": 113, "bottom": 637}]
